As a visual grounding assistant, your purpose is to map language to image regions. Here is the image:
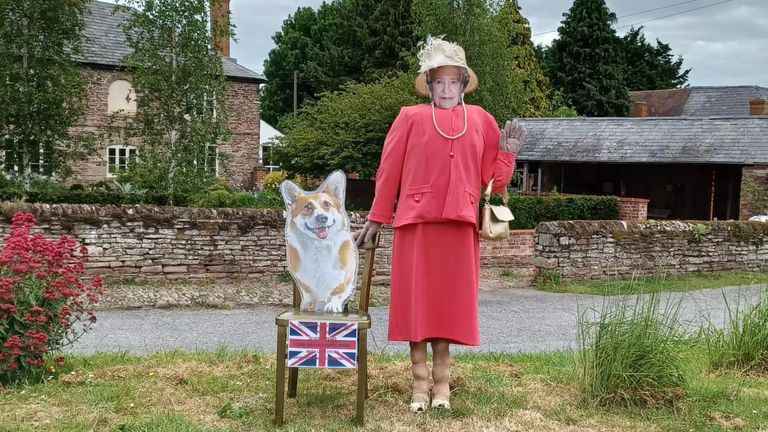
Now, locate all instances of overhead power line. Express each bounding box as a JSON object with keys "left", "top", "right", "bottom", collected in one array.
[
  {"left": 532, "top": 0, "right": 736, "bottom": 37},
  {"left": 616, "top": 0, "right": 734, "bottom": 29}
]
